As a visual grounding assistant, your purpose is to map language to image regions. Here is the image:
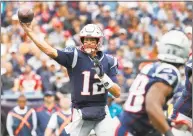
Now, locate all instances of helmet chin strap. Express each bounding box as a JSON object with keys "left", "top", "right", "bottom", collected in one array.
[
  {"left": 82, "top": 43, "right": 100, "bottom": 57},
  {"left": 84, "top": 48, "right": 97, "bottom": 57}
]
